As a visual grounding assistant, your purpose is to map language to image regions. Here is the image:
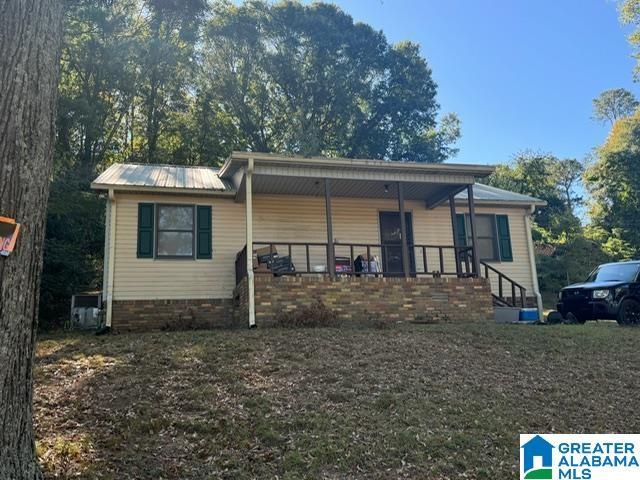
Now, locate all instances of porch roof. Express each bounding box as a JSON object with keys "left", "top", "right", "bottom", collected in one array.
[
  {"left": 90, "top": 154, "right": 543, "bottom": 207},
  {"left": 222, "top": 152, "right": 498, "bottom": 206},
  {"left": 219, "top": 151, "right": 496, "bottom": 180}
]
